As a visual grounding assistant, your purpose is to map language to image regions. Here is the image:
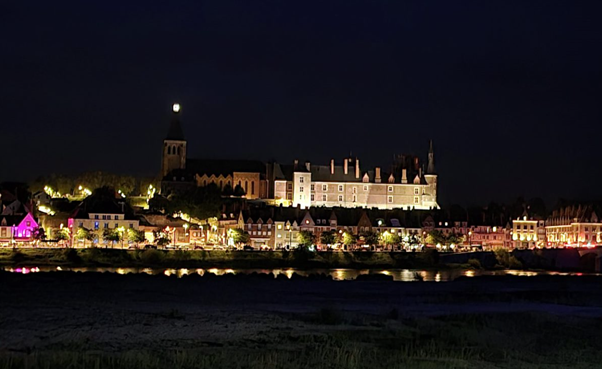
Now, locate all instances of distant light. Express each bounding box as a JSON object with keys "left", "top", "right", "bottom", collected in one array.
[{"left": 172, "top": 103, "right": 181, "bottom": 113}]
